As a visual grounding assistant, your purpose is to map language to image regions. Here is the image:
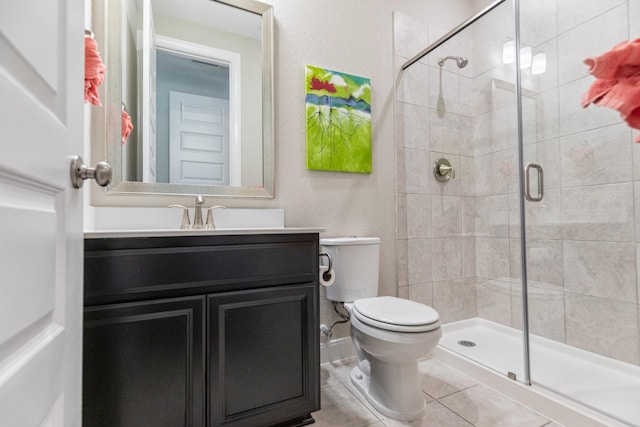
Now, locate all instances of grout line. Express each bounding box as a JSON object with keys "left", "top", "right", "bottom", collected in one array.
[{"left": 433, "top": 382, "right": 479, "bottom": 401}]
